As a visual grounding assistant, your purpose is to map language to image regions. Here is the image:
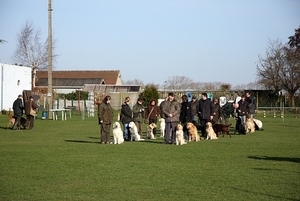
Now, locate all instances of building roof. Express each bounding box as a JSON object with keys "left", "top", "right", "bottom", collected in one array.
[
  {"left": 36, "top": 70, "right": 121, "bottom": 85},
  {"left": 36, "top": 78, "right": 105, "bottom": 87}
]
